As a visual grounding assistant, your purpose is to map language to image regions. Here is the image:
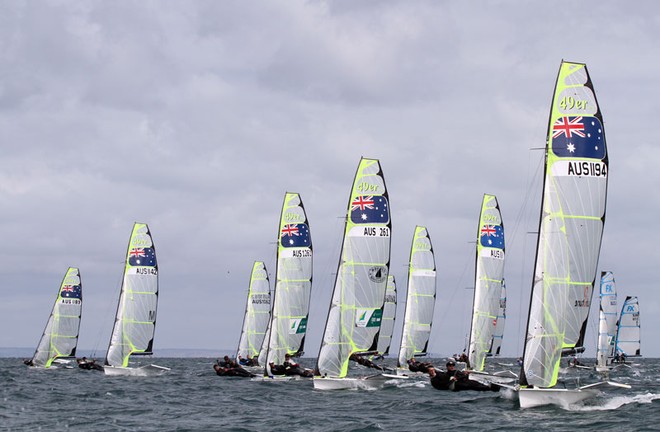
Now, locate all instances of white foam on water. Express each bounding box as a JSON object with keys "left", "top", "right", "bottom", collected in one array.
[{"left": 568, "top": 392, "right": 660, "bottom": 411}]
